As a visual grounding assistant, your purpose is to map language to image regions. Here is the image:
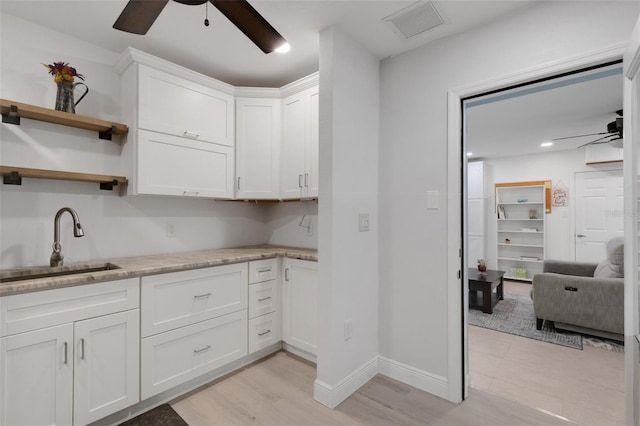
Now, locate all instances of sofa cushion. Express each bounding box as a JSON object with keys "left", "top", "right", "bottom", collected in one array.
[{"left": 593, "top": 237, "right": 624, "bottom": 278}]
